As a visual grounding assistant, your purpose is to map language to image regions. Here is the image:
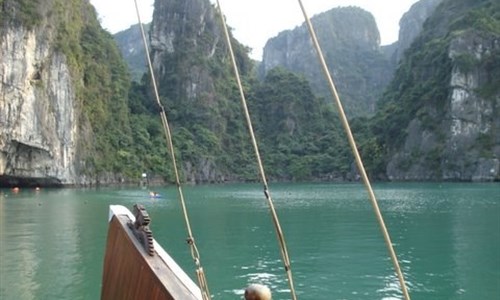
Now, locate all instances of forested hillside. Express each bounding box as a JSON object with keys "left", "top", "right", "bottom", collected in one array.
[{"left": 248, "top": 68, "right": 351, "bottom": 181}]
